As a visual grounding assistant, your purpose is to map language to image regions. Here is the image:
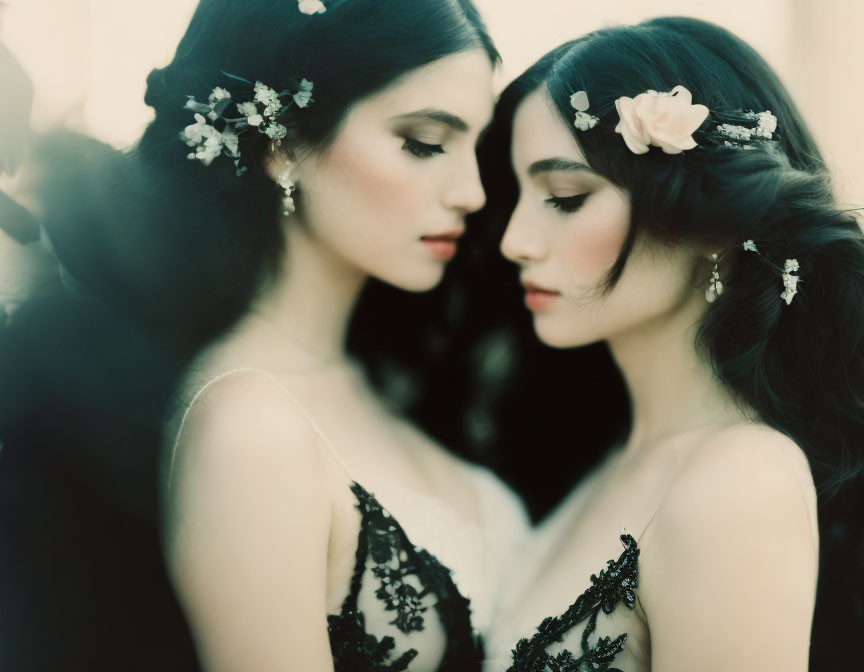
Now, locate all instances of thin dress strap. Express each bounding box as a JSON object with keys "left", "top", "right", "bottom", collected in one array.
[
  {"left": 632, "top": 446, "right": 694, "bottom": 546},
  {"left": 167, "top": 366, "right": 359, "bottom": 490}
]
